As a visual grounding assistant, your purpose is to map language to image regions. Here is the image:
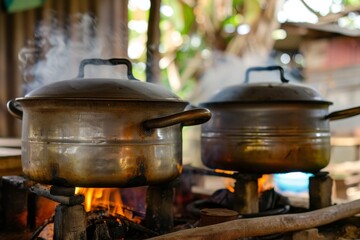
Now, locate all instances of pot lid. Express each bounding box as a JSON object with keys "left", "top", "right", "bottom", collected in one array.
[
  {"left": 204, "top": 66, "right": 330, "bottom": 104},
  {"left": 22, "top": 58, "right": 183, "bottom": 102}
]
